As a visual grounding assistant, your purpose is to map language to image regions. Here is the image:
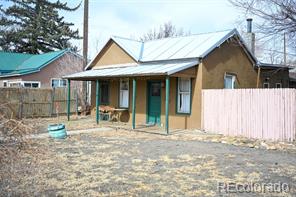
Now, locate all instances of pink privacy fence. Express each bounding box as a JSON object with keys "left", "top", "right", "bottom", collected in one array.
[{"left": 202, "top": 89, "right": 296, "bottom": 142}]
